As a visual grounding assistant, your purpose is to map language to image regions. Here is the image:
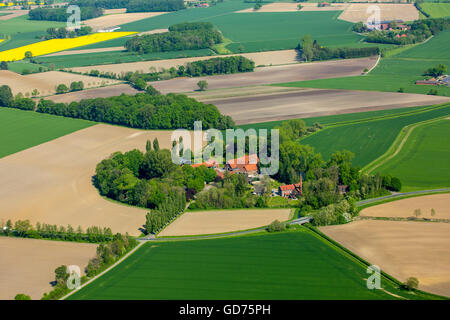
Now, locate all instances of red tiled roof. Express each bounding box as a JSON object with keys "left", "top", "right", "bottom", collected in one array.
[
  {"left": 227, "top": 154, "right": 259, "bottom": 169},
  {"left": 191, "top": 159, "right": 217, "bottom": 168}
]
